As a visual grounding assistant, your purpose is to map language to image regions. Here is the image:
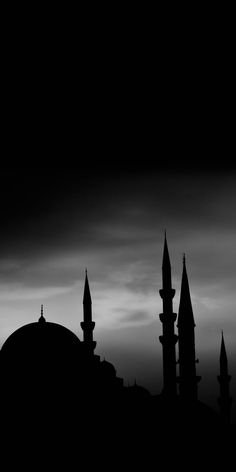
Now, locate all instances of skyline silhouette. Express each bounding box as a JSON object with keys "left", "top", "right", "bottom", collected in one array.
[
  {"left": 0, "top": 168, "right": 236, "bottom": 426},
  {"left": 0, "top": 234, "right": 234, "bottom": 428},
  {"left": 0, "top": 169, "right": 235, "bottom": 469},
  {"left": 0, "top": 239, "right": 234, "bottom": 471}
]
